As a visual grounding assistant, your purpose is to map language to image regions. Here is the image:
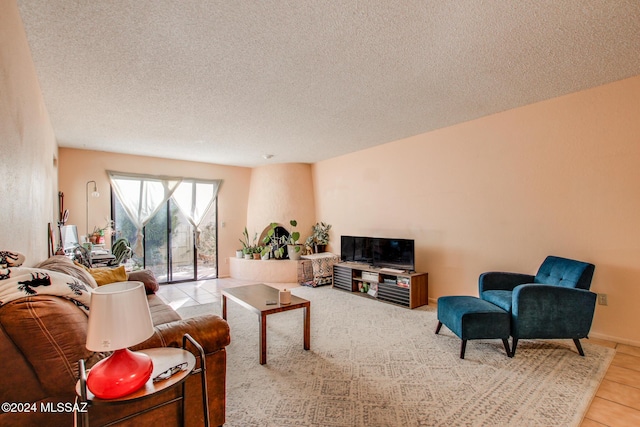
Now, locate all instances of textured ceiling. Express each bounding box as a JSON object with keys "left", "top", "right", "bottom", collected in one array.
[{"left": 17, "top": 1, "right": 640, "bottom": 167}]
